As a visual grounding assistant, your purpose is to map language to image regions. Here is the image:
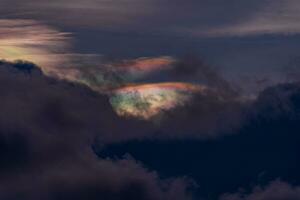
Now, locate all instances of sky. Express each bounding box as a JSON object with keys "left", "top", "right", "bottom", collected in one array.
[{"left": 0, "top": 1, "right": 300, "bottom": 200}]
